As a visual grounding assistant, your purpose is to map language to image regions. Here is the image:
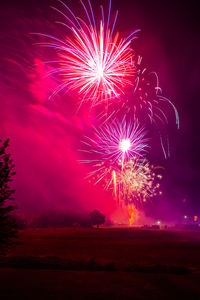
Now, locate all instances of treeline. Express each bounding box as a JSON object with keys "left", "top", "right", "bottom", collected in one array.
[{"left": 15, "top": 209, "right": 110, "bottom": 229}]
